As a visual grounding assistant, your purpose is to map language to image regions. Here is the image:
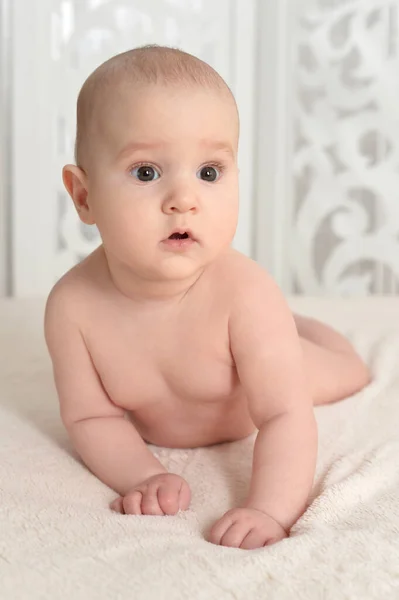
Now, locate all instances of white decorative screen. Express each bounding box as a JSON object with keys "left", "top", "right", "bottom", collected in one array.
[
  {"left": 255, "top": 0, "right": 399, "bottom": 296},
  {"left": 292, "top": 0, "right": 399, "bottom": 295}
]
